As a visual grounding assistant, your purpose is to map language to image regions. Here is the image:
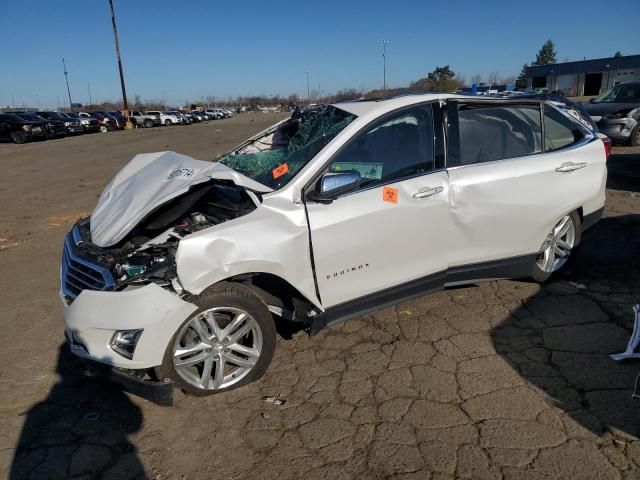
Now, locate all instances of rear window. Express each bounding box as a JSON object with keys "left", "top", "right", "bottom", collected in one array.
[
  {"left": 450, "top": 103, "right": 542, "bottom": 166},
  {"left": 543, "top": 106, "right": 585, "bottom": 151}
]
